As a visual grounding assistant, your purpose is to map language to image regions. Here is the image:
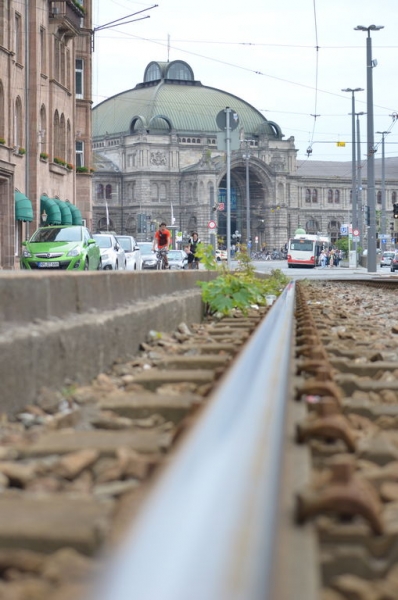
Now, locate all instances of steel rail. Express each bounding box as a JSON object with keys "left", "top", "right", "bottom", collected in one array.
[{"left": 94, "top": 281, "right": 296, "bottom": 600}]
